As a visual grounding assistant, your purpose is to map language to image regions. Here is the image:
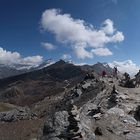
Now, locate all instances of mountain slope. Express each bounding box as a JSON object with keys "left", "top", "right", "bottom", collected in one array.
[
  {"left": 0, "top": 60, "right": 86, "bottom": 106},
  {"left": 0, "top": 64, "right": 26, "bottom": 79}
]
